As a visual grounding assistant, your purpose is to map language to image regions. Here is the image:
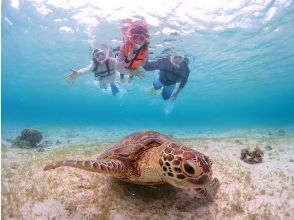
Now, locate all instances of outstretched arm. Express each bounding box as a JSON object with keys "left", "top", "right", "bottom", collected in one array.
[
  {"left": 65, "top": 62, "right": 95, "bottom": 83},
  {"left": 143, "top": 58, "right": 165, "bottom": 71}
]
